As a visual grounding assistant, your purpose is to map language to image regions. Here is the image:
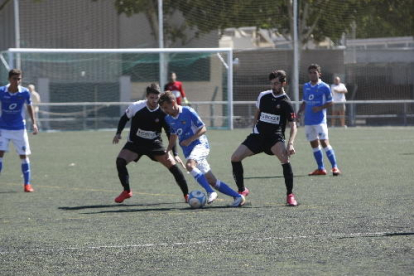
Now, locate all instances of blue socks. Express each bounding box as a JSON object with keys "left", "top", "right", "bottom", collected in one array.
[
  {"left": 313, "top": 147, "right": 325, "bottom": 170},
  {"left": 324, "top": 145, "right": 338, "bottom": 168},
  {"left": 190, "top": 168, "right": 214, "bottom": 193},
  {"left": 313, "top": 145, "right": 339, "bottom": 169},
  {"left": 214, "top": 180, "right": 240, "bottom": 198},
  {"left": 21, "top": 158, "right": 31, "bottom": 185}
]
